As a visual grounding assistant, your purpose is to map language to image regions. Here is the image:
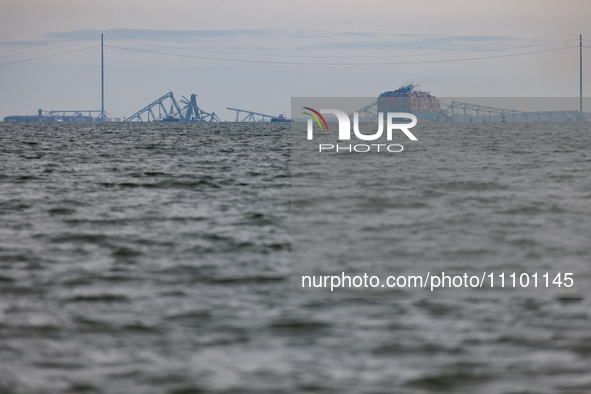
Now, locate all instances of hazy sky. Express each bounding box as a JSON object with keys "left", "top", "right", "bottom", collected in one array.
[{"left": 1, "top": 0, "right": 590, "bottom": 120}]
